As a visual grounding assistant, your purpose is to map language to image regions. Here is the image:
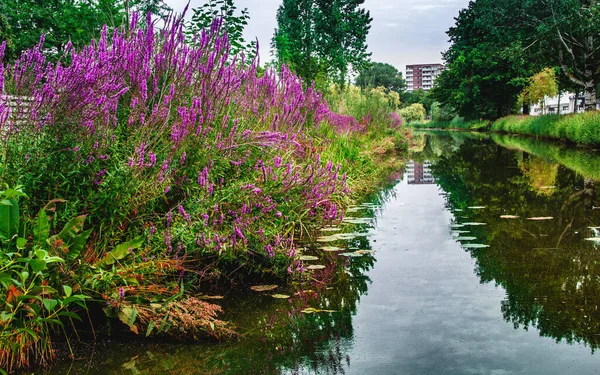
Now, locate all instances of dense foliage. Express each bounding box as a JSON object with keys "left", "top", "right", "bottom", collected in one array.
[
  {"left": 433, "top": 0, "right": 600, "bottom": 119},
  {"left": 355, "top": 62, "right": 406, "bottom": 93},
  {"left": 272, "top": 0, "right": 372, "bottom": 89}
]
